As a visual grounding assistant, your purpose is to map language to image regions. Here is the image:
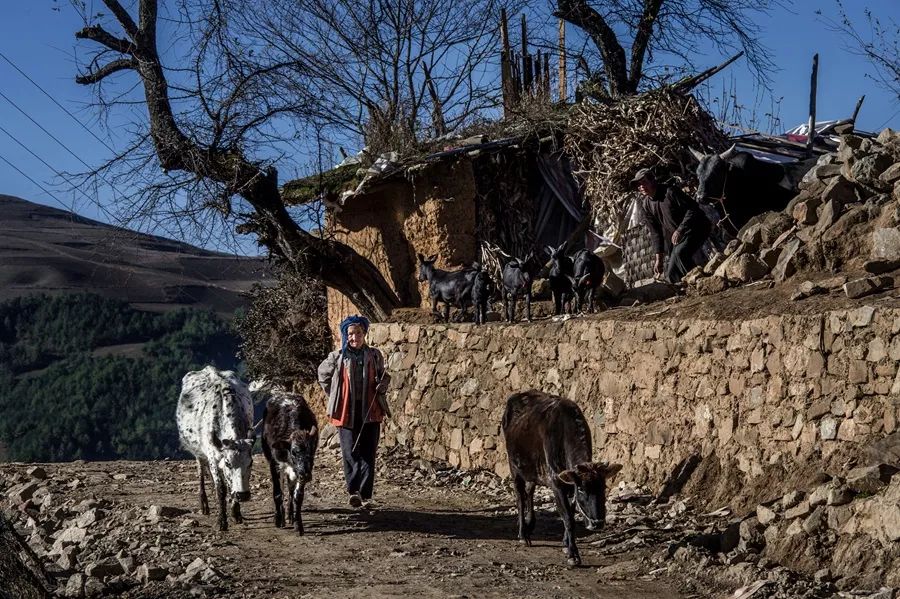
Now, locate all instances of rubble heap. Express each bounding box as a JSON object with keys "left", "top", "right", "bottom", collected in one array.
[
  {"left": 686, "top": 128, "right": 900, "bottom": 297},
  {"left": 566, "top": 88, "right": 728, "bottom": 241}
]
